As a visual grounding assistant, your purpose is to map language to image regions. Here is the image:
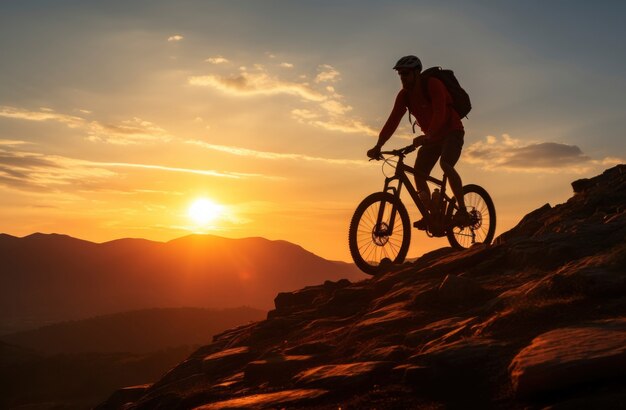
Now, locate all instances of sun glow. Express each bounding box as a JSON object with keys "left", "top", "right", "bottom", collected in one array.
[{"left": 188, "top": 198, "right": 223, "bottom": 226}]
